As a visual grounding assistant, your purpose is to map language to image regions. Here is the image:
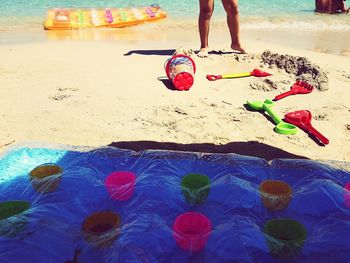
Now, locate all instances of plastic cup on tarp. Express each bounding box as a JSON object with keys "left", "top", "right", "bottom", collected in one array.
[
  {"left": 344, "top": 183, "right": 350, "bottom": 208},
  {"left": 173, "top": 212, "right": 212, "bottom": 253},
  {"left": 264, "top": 218, "right": 307, "bottom": 258},
  {"left": 105, "top": 171, "right": 136, "bottom": 201},
  {"left": 259, "top": 180, "right": 292, "bottom": 211},
  {"left": 29, "top": 163, "right": 62, "bottom": 193},
  {"left": 82, "top": 211, "right": 121, "bottom": 248},
  {"left": 165, "top": 54, "right": 196, "bottom": 91},
  {"left": 0, "top": 200, "right": 30, "bottom": 237},
  {"left": 181, "top": 173, "right": 210, "bottom": 205}
]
